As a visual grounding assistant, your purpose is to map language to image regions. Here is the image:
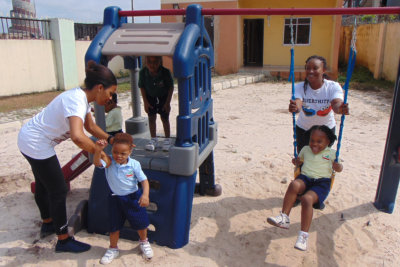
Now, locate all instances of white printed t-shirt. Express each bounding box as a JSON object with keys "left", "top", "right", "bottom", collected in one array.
[
  {"left": 18, "top": 87, "right": 91, "bottom": 159},
  {"left": 295, "top": 79, "right": 344, "bottom": 131}
]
